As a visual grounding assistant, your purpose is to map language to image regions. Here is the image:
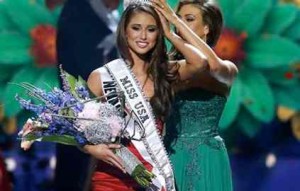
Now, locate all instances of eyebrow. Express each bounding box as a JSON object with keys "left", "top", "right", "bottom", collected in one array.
[
  {"left": 130, "top": 23, "right": 157, "bottom": 27},
  {"left": 183, "top": 14, "right": 196, "bottom": 17},
  {"left": 147, "top": 25, "right": 158, "bottom": 28},
  {"left": 177, "top": 13, "right": 196, "bottom": 17}
]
